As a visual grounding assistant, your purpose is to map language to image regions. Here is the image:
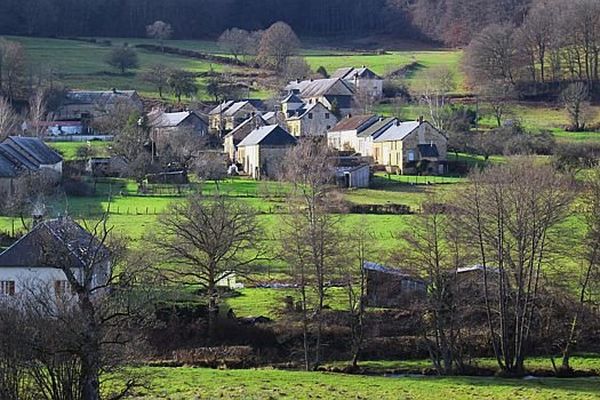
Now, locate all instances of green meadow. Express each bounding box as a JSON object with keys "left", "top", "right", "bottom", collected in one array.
[{"left": 120, "top": 367, "right": 600, "bottom": 400}]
